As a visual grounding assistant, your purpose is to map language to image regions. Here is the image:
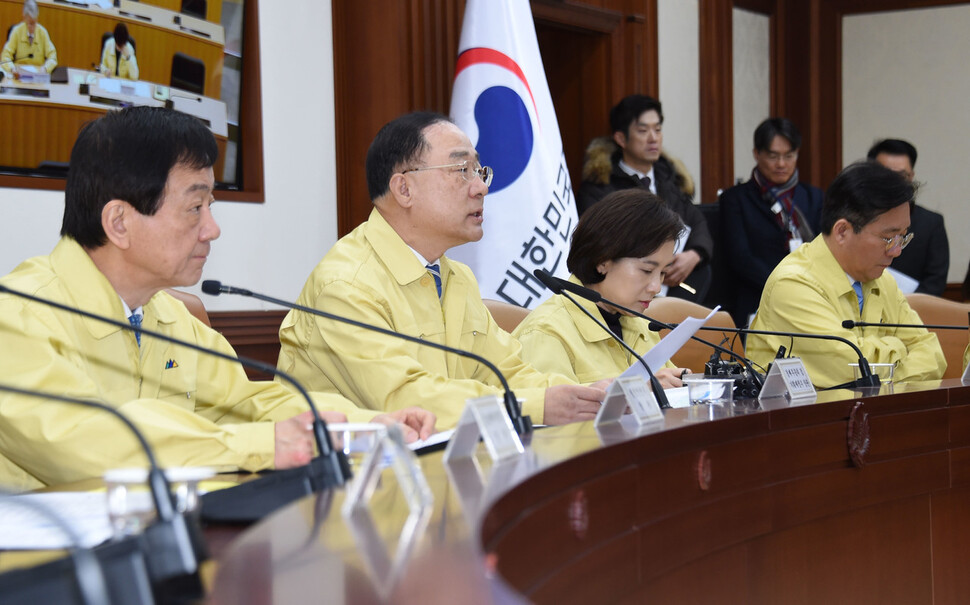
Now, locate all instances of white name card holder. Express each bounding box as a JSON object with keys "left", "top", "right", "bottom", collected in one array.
[
  {"left": 758, "top": 357, "right": 817, "bottom": 404},
  {"left": 342, "top": 425, "right": 434, "bottom": 517},
  {"left": 443, "top": 395, "right": 524, "bottom": 463},
  {"left": 595, "top": 376, "right": 664, "bottom": 428},
  {"left": 962, "top": 359, "right": 970, "bottom": 384}
]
